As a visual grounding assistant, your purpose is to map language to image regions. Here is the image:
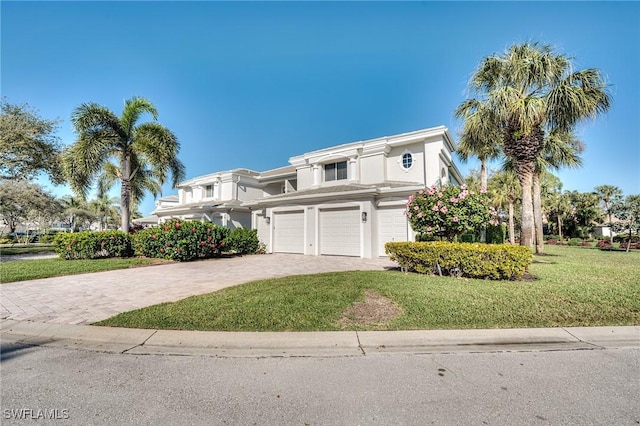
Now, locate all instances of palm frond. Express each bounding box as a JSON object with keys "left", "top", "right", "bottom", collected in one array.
[{"left": 120, "top": 97, "right": 158, "bottom": 136}]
